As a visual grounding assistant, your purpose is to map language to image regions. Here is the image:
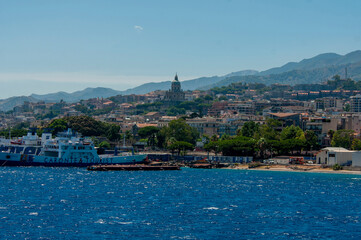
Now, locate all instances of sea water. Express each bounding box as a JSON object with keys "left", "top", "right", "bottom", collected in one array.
[{"left": 1, "top": 167, "right": 361, "bottom": 239}]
